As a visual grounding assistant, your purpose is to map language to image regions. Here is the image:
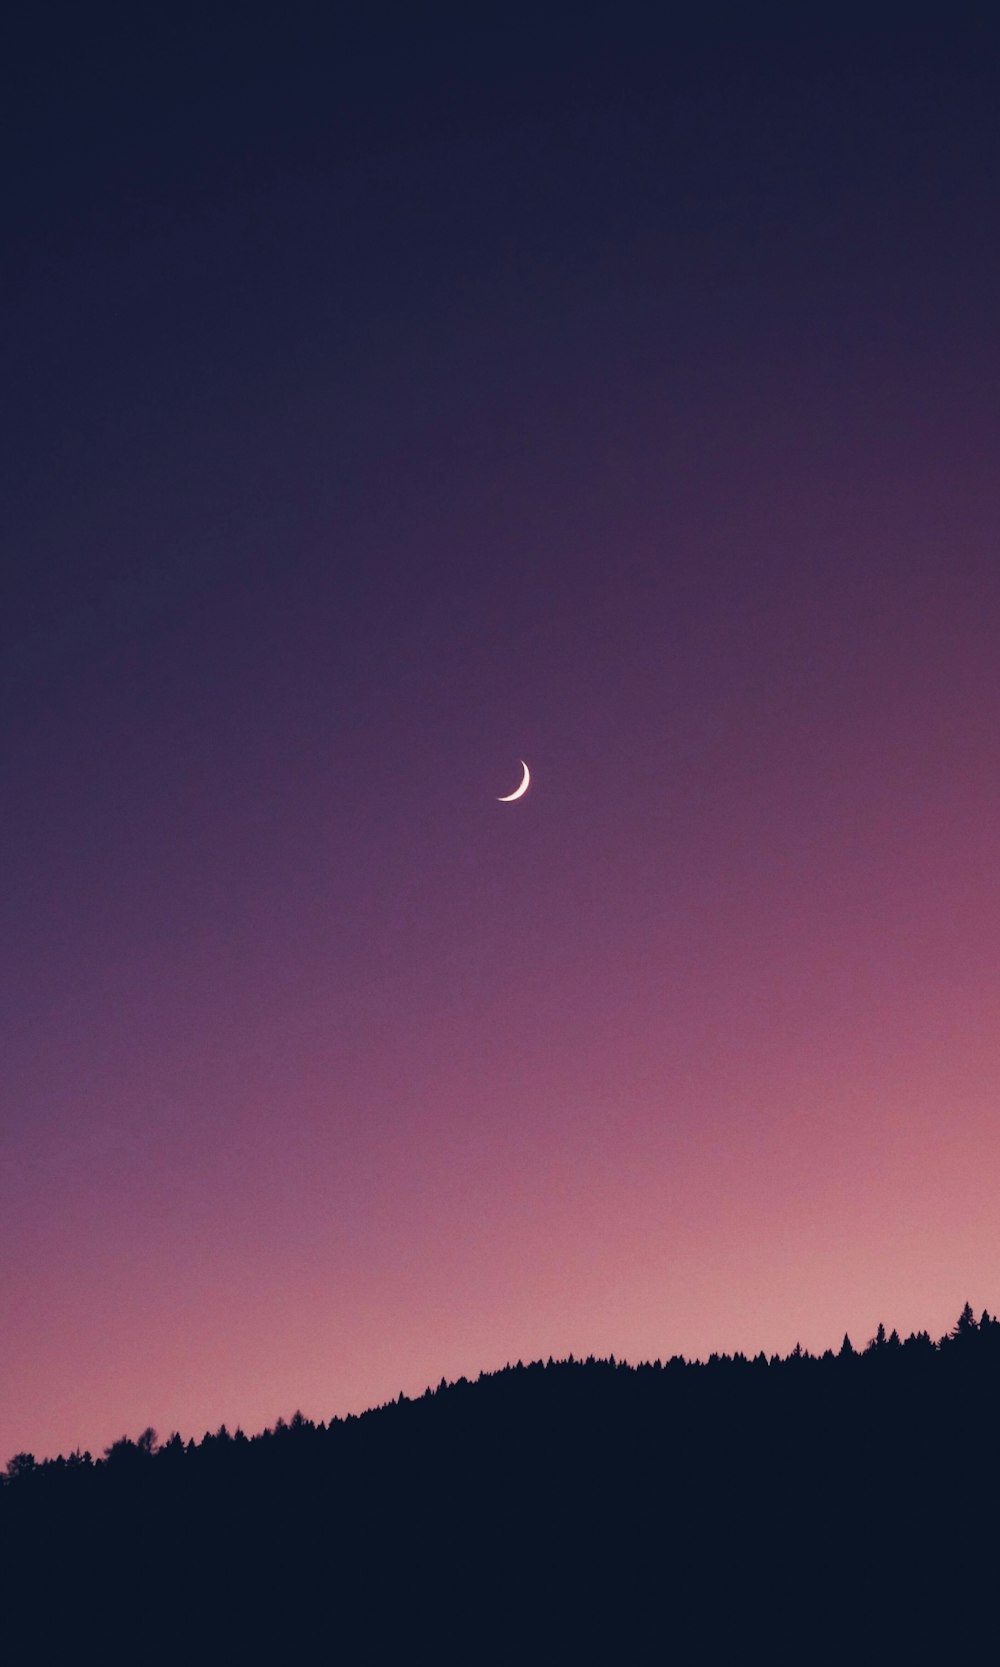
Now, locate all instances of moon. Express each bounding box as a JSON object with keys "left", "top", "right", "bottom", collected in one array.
[{"left": 498, "top": 760, "right": 530, "bottom": 802}]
